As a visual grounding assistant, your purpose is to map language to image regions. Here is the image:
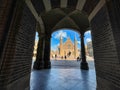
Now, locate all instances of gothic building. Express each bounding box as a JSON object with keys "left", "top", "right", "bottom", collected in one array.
[
  {"left": 59, "top": 36, "right": 80, "bottom": 59},
  {"left": 87, "top": 41, "right": 93, "bottom": 57},
  {"left": 51, "top": 35, "right": 80, "bottom": 59}
]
